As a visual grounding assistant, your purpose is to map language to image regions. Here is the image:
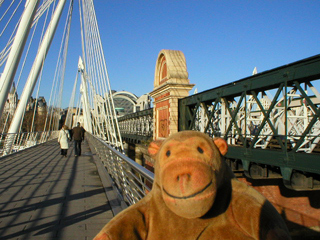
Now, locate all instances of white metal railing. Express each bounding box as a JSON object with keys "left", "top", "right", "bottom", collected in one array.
[
  {"left": 0, "top": 131, "right": 59, "bottom": 156},
  {"left": 118, "top": 109, "right": 153, "bottom": 139},
  {"left": 86, "top": 133, "right": 154, "bottom": 206}
]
